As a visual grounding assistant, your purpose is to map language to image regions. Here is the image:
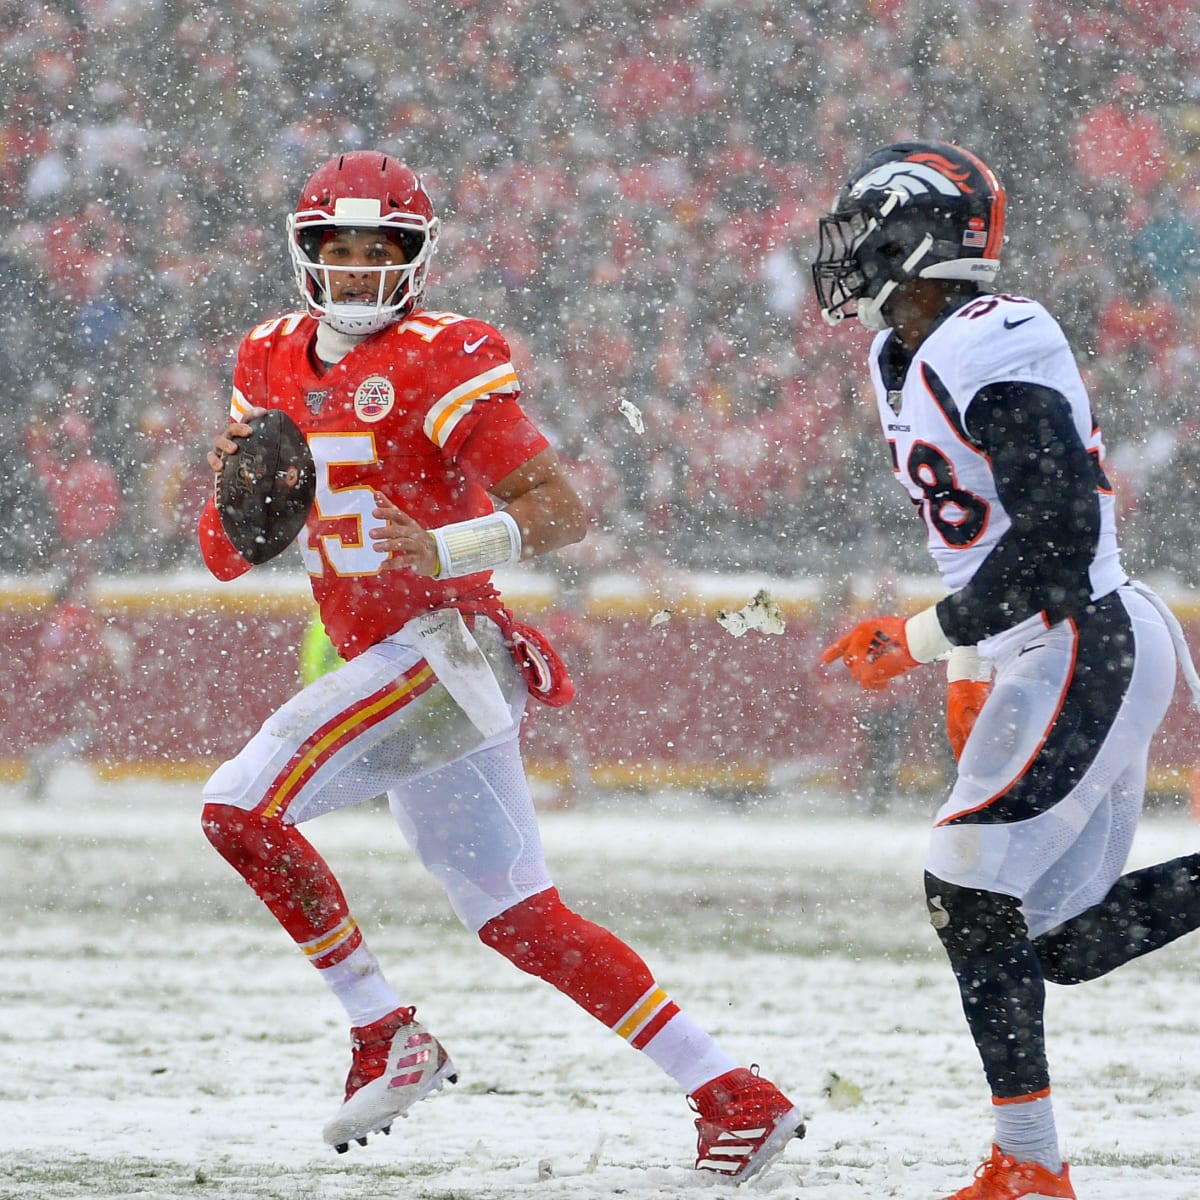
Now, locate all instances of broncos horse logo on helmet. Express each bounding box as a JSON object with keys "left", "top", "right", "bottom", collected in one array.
[
  {"left": 849, "top": 154, "right": 971, "bottom": 202},
  {"left": 812, "top": 140, "right": 1007, "bottom": 331}
]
